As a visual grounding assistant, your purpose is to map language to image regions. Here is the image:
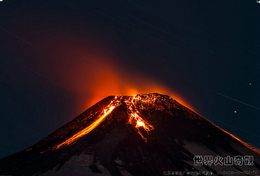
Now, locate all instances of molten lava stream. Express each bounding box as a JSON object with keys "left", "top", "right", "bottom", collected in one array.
[
  {"left": 53, "top": 103, "right": 116, "bottom": 150},
  {"left": 129, "top": 112, "right": 154, "bottom": 142}
]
